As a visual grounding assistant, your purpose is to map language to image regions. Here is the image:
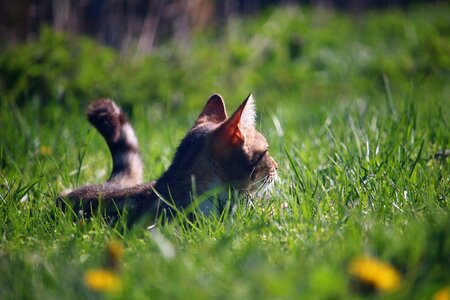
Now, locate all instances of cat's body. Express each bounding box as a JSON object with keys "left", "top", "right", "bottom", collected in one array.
[{"left": 58, "top": 94, "right": 277, "bottom": 226}]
